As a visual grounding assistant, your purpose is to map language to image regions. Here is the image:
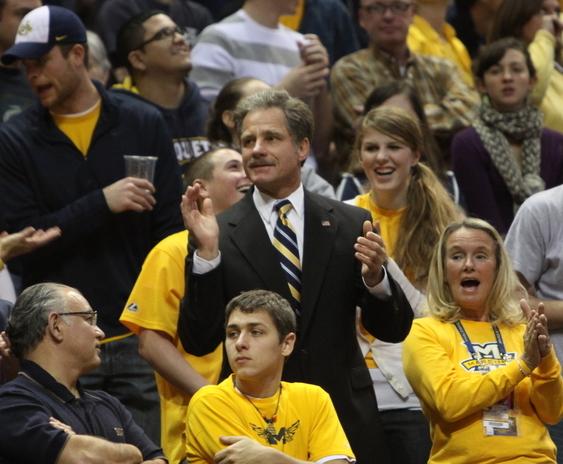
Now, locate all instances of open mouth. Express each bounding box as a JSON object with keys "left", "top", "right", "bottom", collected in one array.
[
  {"left": 237, "top": 184, "right": 252, "bottom": 194},
  {"left": 461, "top": 279, "right": 480, "bottom": 289},
  {"left": 374, "top": 167, "right": 395, "bottom": 177},
  {"left": 35, "top": 84, "right": 52, "bottom": 96}
]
